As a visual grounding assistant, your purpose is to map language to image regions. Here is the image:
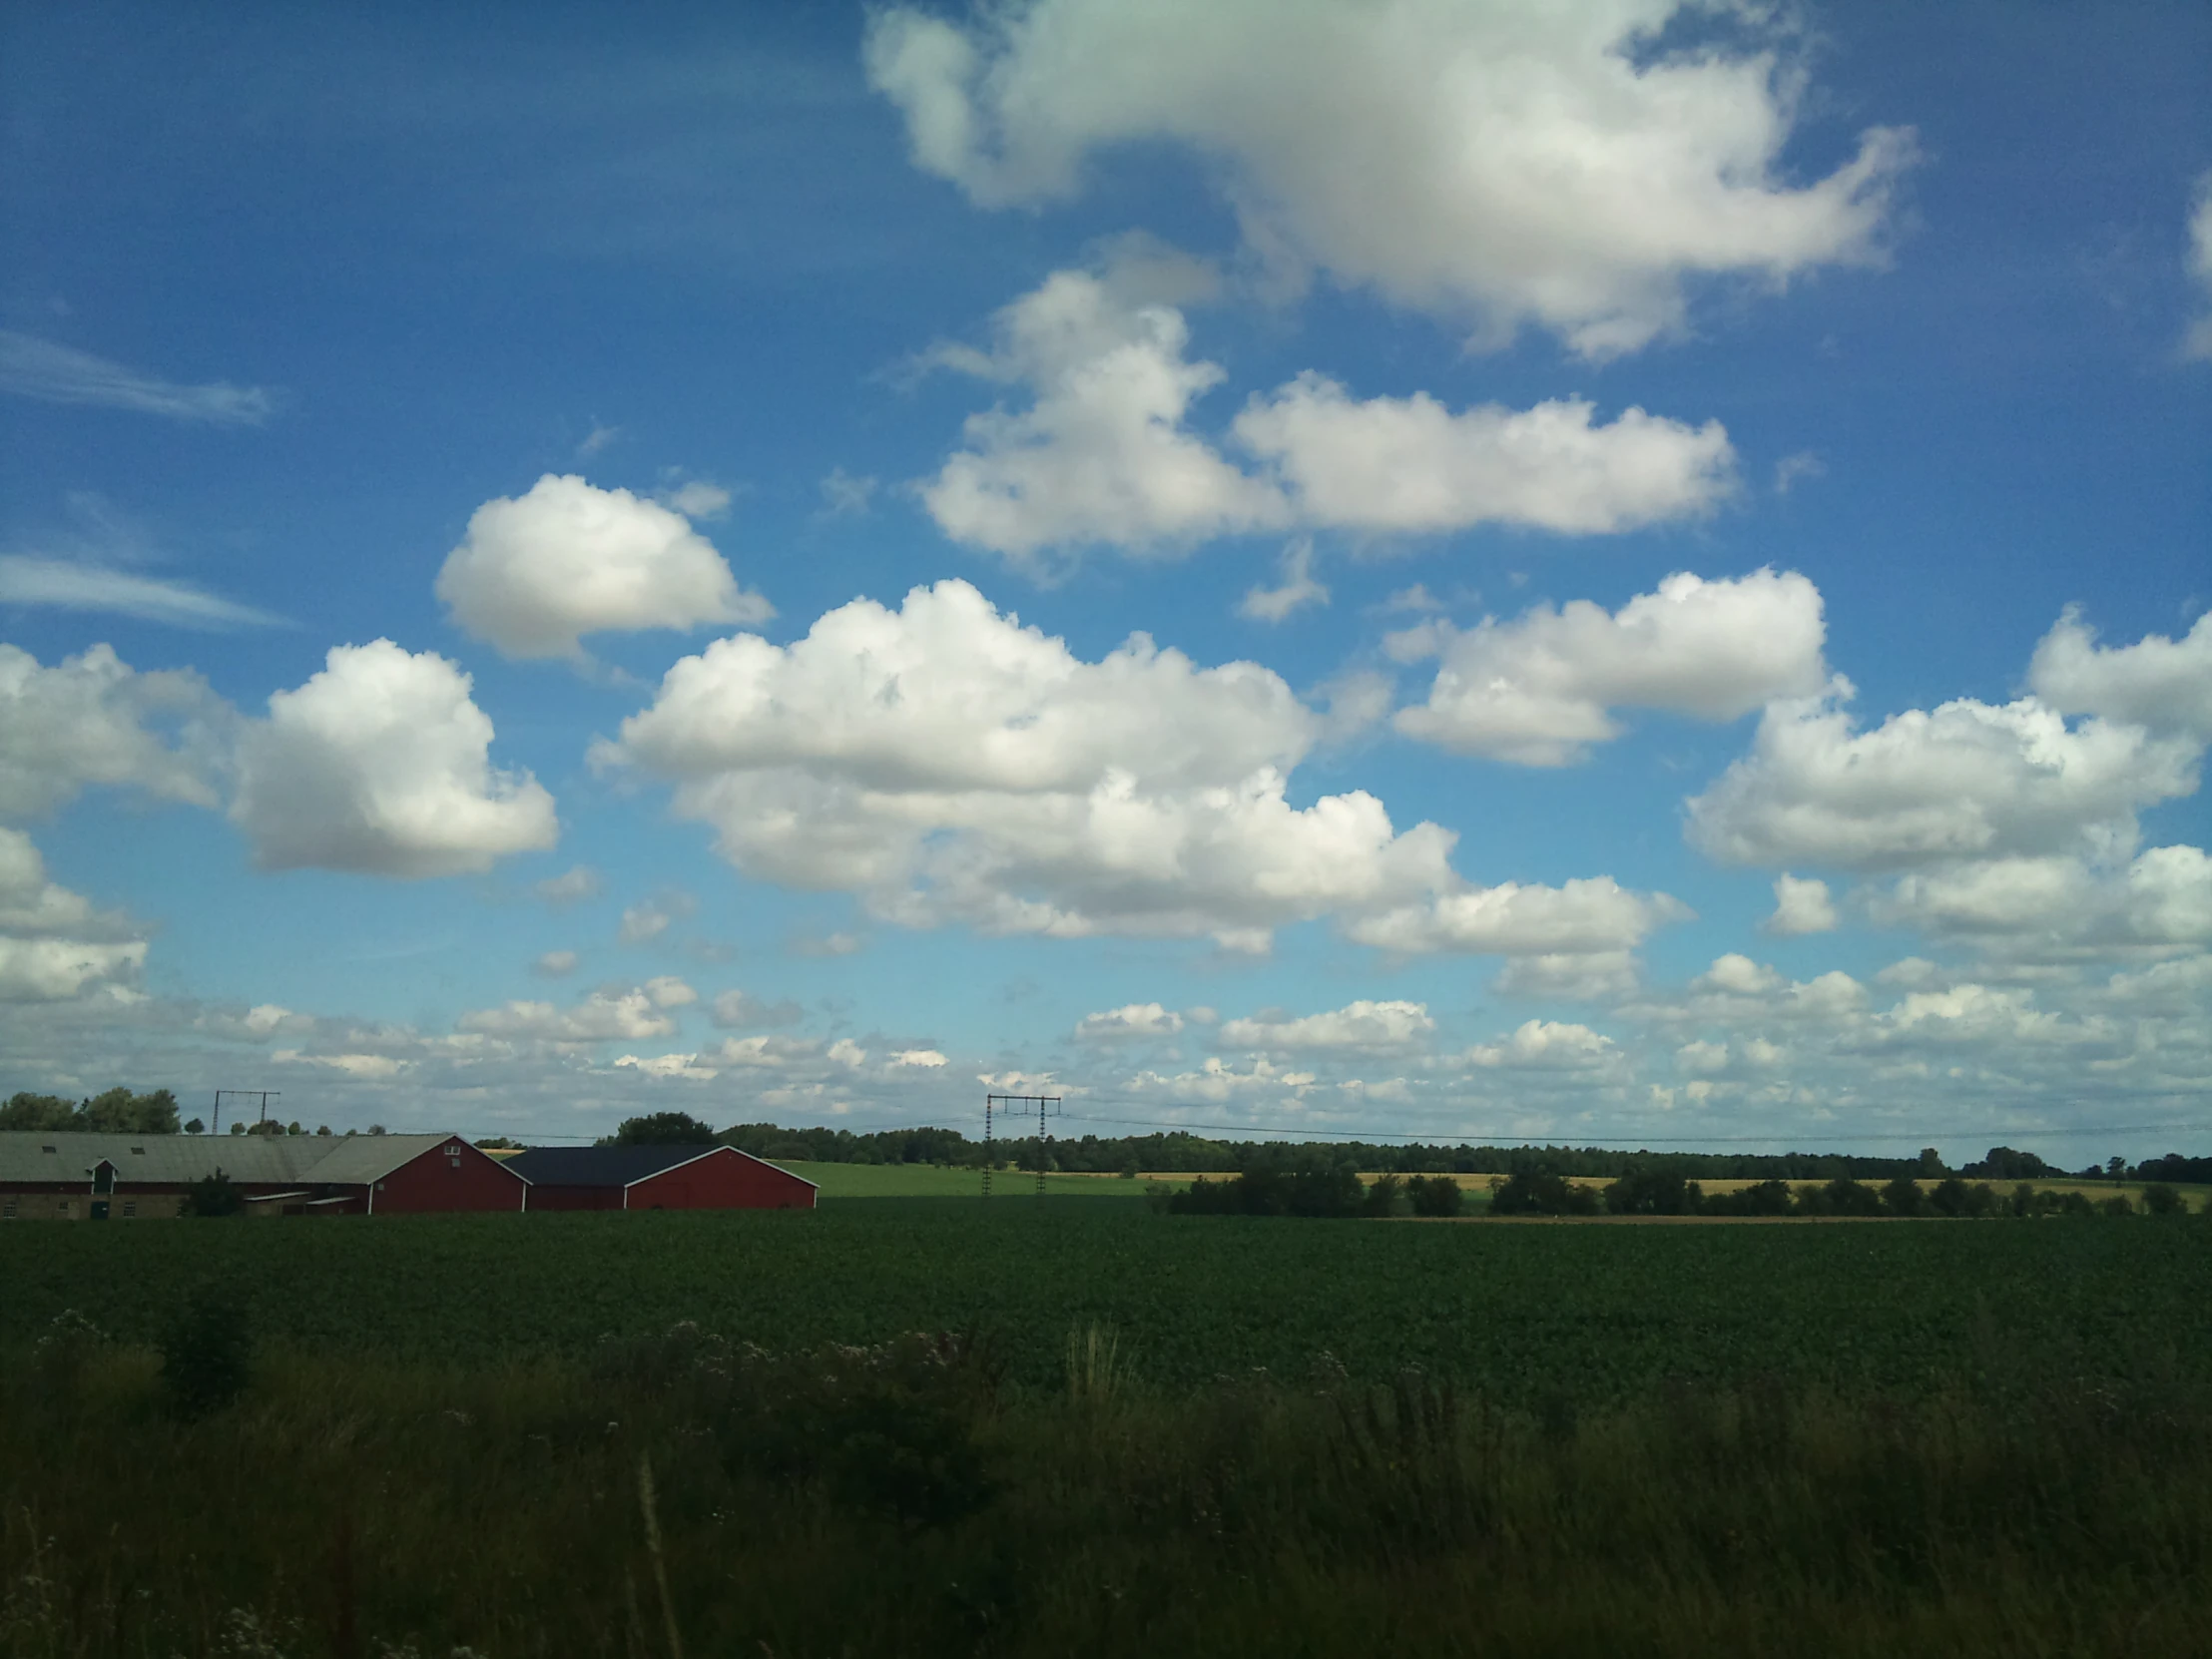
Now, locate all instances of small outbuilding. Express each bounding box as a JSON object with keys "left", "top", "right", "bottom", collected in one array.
[{"left": 502, "top": 1144, "right": 817, "bottom": 1212}]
